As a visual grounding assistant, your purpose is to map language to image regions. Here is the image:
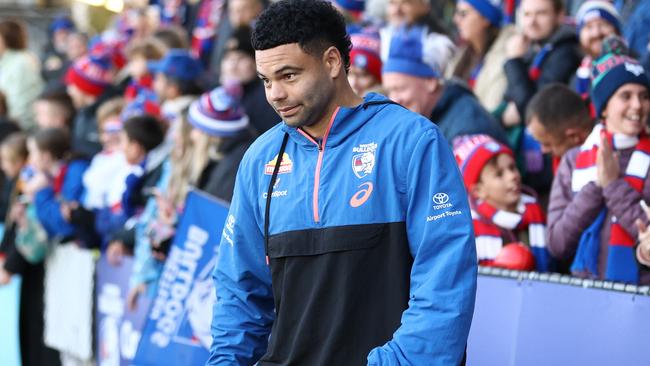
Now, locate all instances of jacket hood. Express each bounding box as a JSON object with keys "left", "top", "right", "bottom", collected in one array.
[{"left": 430, "top": 78, "right": 473, "bottom": 122}]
